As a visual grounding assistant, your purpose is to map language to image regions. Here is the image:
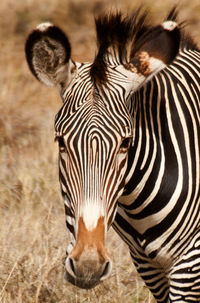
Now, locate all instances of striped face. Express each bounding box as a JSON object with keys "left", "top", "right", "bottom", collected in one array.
[
  {"left": 55, "top": 64, "right": 133, "bottom": 286},
  {"left": 55, "top": 63, "right": 133, "bottom": 227}
]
